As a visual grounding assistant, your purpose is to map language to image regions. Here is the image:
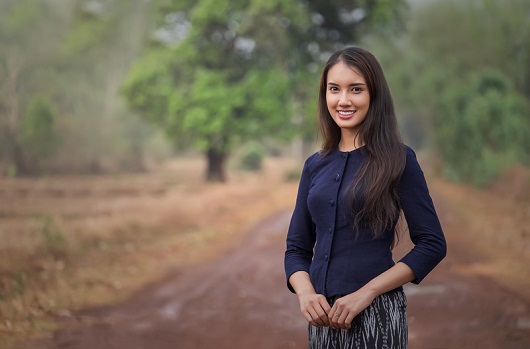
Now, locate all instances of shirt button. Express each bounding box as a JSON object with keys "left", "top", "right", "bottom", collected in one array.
[
  {"left": 324, "top": 254, "right": 328, "bottom": 261},
  {"left": 329, "top": 199, "right": 335, "bottom": 207},
  {"left": 342, "top": 153, "right": 347, "bottom": 159},
  {"left": 335, "top": 174, "right": 340, "bottom": 182},
  {"left": 328, "top": 227, "right": 332, "bottom": 234}
]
